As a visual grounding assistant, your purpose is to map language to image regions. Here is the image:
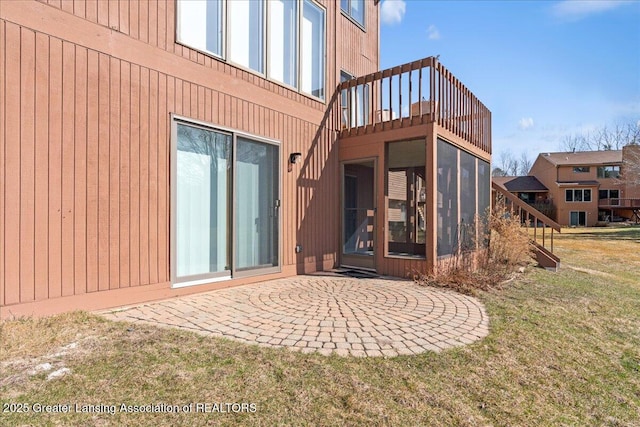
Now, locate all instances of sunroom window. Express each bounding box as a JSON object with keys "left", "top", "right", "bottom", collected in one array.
[{"left": 387, "top": 140, "right": 426, "bottom": 257}]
